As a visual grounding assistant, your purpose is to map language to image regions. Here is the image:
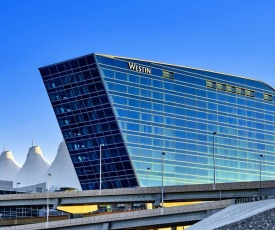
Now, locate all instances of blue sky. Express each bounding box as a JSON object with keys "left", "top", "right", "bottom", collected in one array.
[{"left": 1, "top": 0, "right": 275, "bottom": 164}]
